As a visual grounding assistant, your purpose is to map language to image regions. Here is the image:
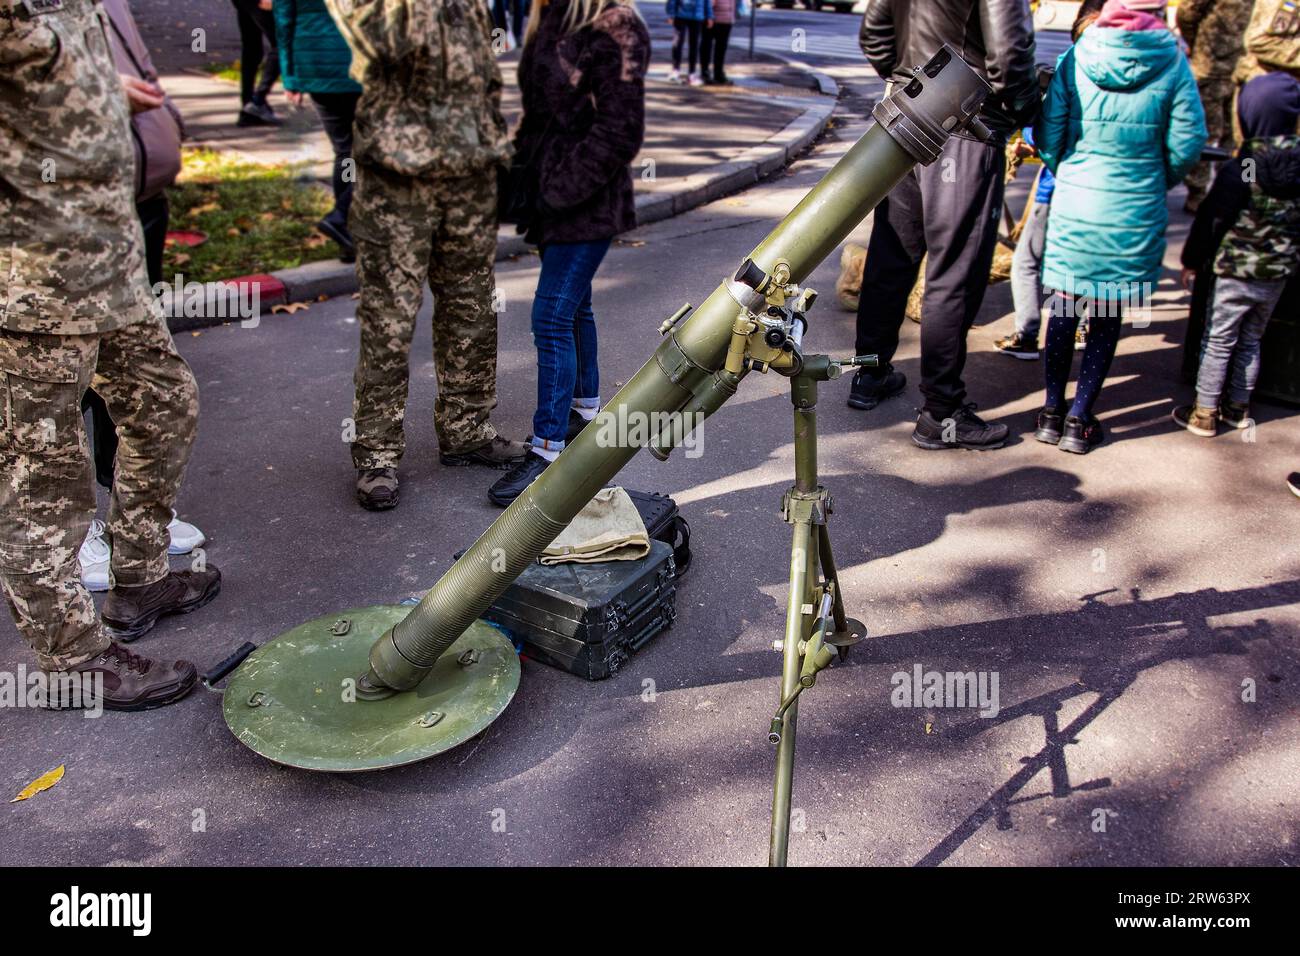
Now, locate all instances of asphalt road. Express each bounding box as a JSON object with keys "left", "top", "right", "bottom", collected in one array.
[{"left": 2, "top": 8, "right": 1297, "bottom": 867}]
